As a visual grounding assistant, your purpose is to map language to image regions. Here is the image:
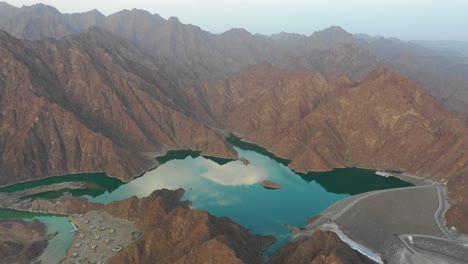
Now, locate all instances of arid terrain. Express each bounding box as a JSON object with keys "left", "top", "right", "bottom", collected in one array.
[
  {"left": 0, "top": 2, "right": 466, "bottom": 263},
  {"left": 29, "top": 189, "right": 276, "bottom": 263},
  {"left": 0, "top": 219, "right": 53, "bottom": 263}
]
